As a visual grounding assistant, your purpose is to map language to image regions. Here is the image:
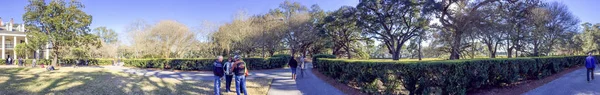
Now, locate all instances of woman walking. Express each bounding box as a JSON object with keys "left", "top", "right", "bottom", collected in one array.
[{"left": 289, "top": 58, "right": 298, "bottom": 80}]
